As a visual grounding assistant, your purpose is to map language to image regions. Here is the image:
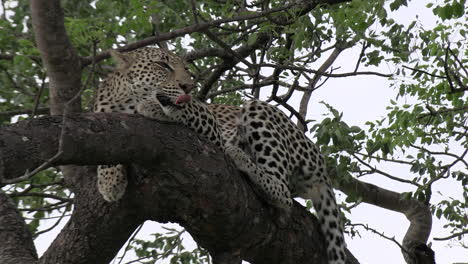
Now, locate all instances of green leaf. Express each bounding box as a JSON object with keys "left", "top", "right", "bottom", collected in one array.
[{"left": 452, "top": 2, "right": 465, "bottom": 18}]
